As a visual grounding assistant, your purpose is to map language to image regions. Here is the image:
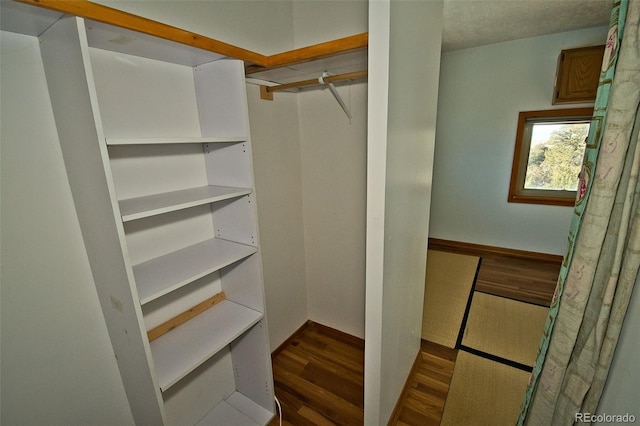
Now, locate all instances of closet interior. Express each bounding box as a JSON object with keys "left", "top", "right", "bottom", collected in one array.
[{"left": 2, "top": 1, "right": 368, "bottom": 425}]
